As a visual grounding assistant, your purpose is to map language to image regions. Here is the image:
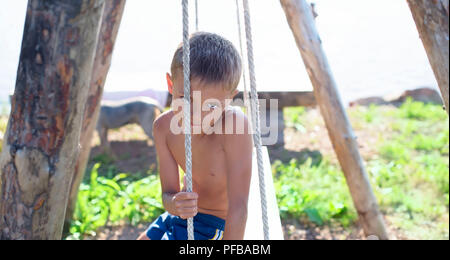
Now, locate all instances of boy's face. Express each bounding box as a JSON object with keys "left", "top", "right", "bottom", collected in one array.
[{"left": 166, "top": 73, "right": 238, "bottom": 131}]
